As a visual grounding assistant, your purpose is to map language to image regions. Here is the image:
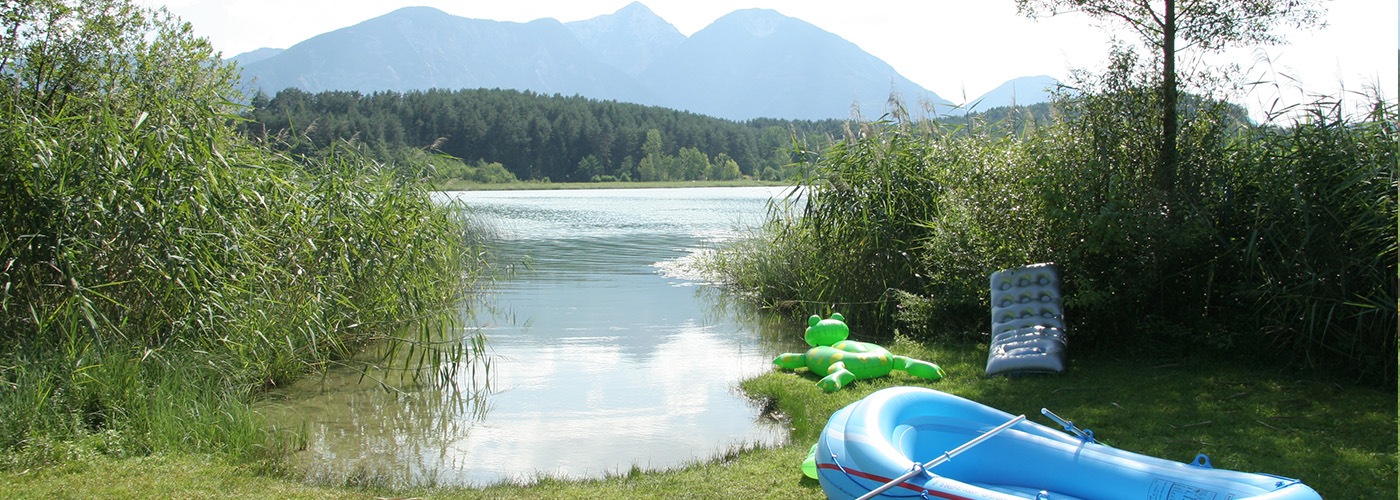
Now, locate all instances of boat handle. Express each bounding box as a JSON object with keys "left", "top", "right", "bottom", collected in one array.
[
  {"left": 1190, "top": 454, "right": 1213, "bottom": 468},
  {"left": 855, "top": 414, "right": 1026, "bottom": 500}
]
